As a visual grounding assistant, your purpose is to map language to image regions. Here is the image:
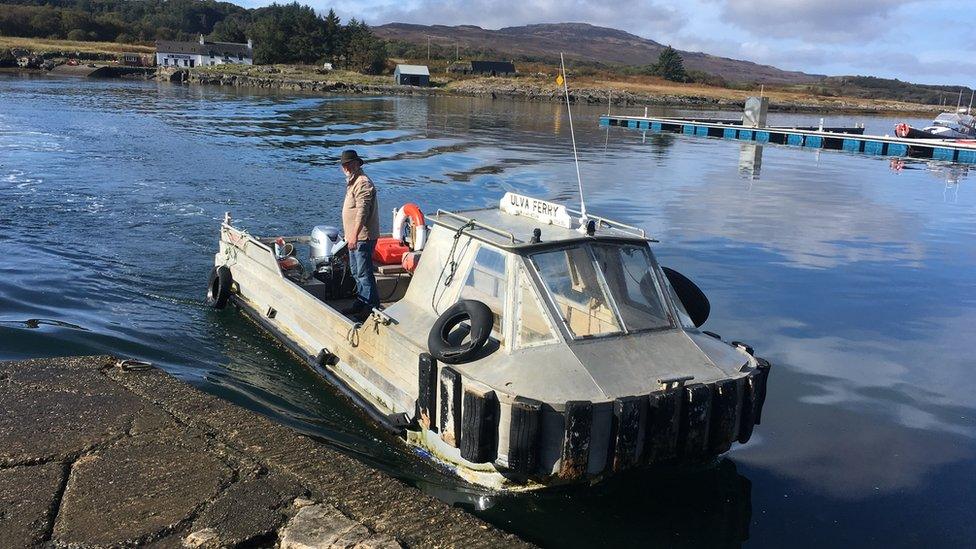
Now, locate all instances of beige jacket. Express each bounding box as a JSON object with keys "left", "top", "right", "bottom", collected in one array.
[{"left": 342, "top": 171, "right": 380, "bottom": 242}]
